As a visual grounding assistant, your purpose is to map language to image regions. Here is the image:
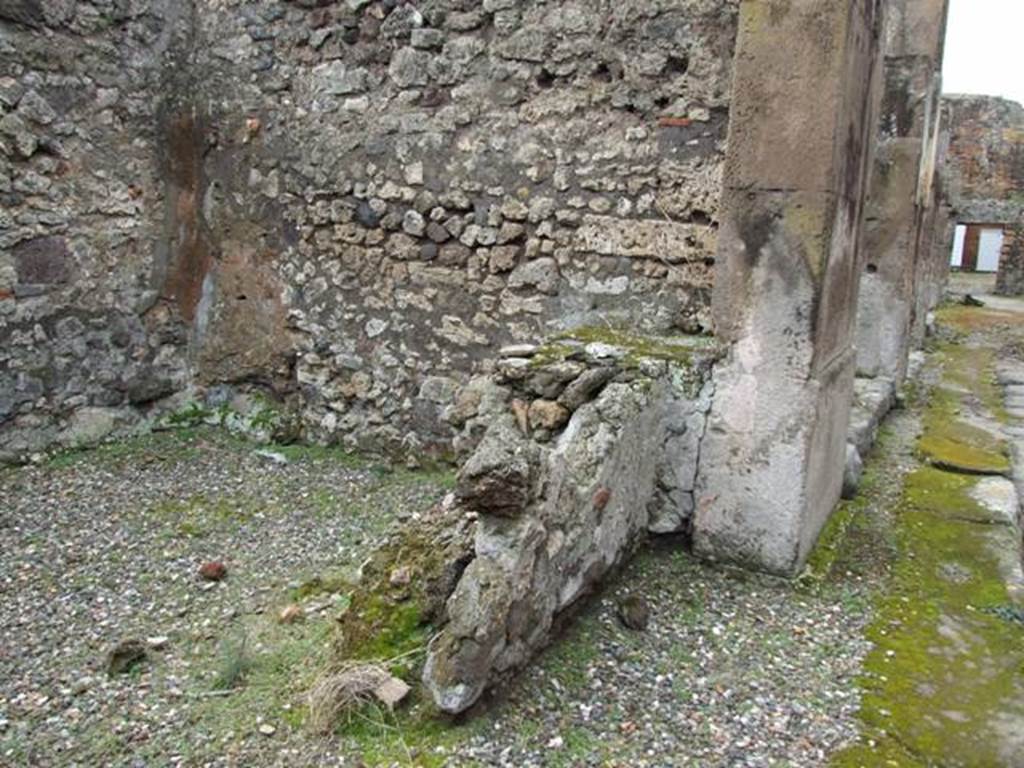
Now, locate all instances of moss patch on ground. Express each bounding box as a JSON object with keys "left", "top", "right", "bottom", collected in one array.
[
  {"left": 934, "top": 304, "right": 1024, "bottom": 335},
  {"left": 831, "top": 466, "right": 1024, "bottom": 767},
  {"left": 833, "top": 302, "right": 1024, "bottom": 766},
  {"left": 42, "top": 427, "right": 376, "bottom": 472},
  {"left": 803, "top": 428, "right": 904, "bottom": 588},
  {"left": 332, "top": 690, "right": 482, "bottom": 768},
  {"left": 934, "top": 342, "right": 1009, "bottom": 423},
  {"left": 803, "top": 464, "right": 881, "bottom": 584},
  {"left": 918, "top": 387, "right": 1010, "bottom": 475},
  {"left": 44, "top": 427, "right": 216, "bottom": 469}
]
